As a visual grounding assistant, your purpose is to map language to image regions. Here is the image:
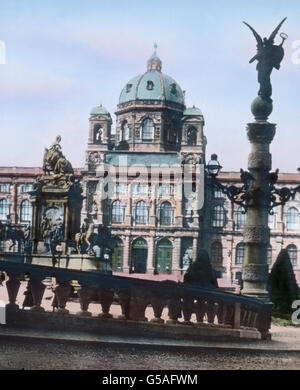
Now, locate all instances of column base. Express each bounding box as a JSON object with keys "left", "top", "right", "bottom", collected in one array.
[
  {"left": 57, "top": 308, "right": 69, "bottom": 315},
  {"left": 30, "top": 305, "right": 45, "bottom": 312},
  {"left": 6, "top": 303, "right": 19, "bottom": 311},
  {"left": 98, "top": 312, "right": 113, "bottom": 319},
  {"left": 77, "top": 310, "right": 92, "bottom": 317},
  {"left": 241, "top": 288, "right": 270, "bottom": 302}
]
